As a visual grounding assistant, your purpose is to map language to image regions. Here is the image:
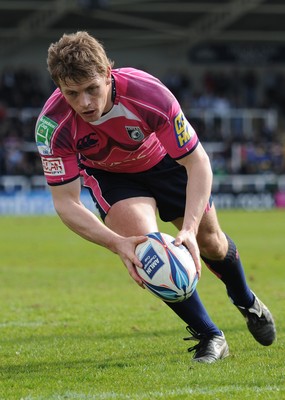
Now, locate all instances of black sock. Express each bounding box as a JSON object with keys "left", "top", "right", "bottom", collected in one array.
[
  {"left": 201, "top": 234, "right": 254, "bottom": 308},
  {"left": 165, "top": 290, "right": 221, "bottom": 336}
]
